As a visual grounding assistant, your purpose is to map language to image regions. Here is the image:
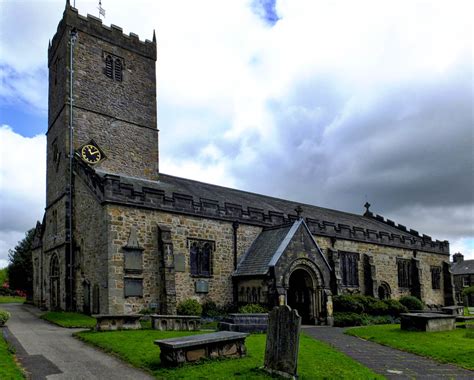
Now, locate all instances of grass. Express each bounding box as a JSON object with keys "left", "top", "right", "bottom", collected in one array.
[
  {"left": 346, "top": 324, "right": 474, "bottom": 370},
  {"left": 0, "top": 335, "right": 25, "bottom": 379},
  {"left": 41, "top": 311, "right": 96, "bottom": 328},
  {"left": 76, "top": 330, "right": 382, "bottom": 379},
  {"left": 0, "top": 296, "right": 25, "bottom": 304}
]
